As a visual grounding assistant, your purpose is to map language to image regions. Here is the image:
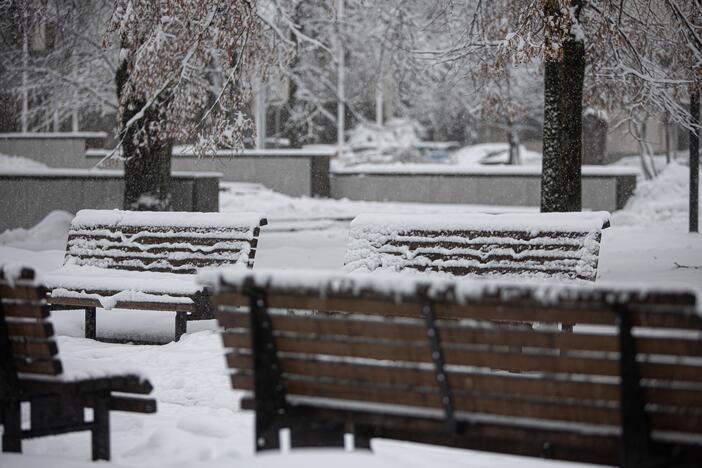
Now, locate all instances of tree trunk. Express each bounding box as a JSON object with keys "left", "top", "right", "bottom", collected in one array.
[
  {"left": 508, "top": 122, "right": 521, "bottom": 165},
  {"left": 690, "top": 85, "right": 700, "bottom": 233},
  {"left": 540, "top": 1, "right": 585, "bottom": 212},
  {"left": 116, "top": 59, "right": 172, "bottom": 211}
]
